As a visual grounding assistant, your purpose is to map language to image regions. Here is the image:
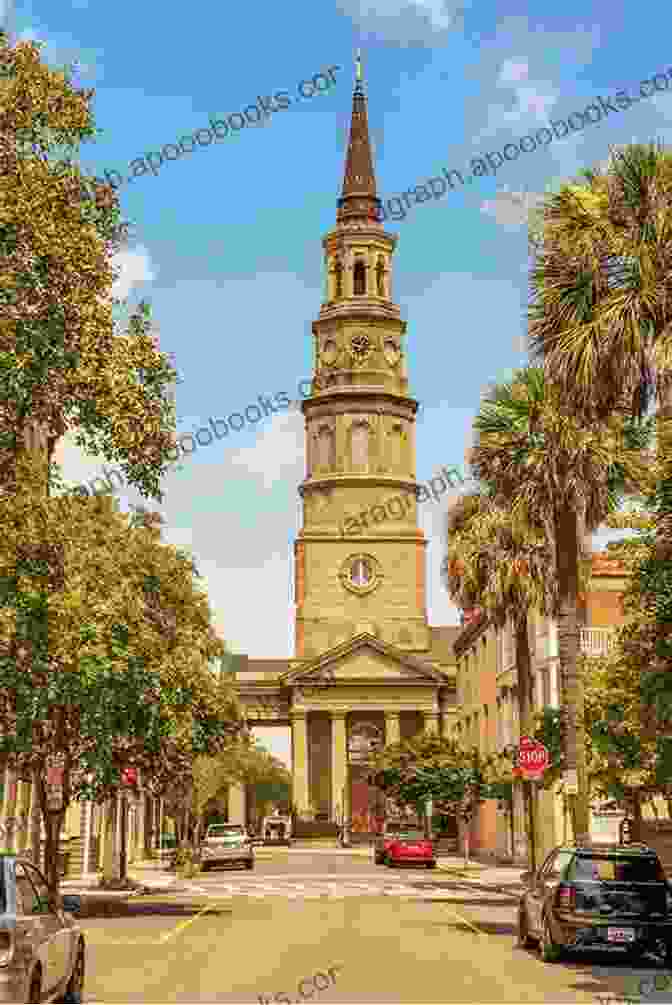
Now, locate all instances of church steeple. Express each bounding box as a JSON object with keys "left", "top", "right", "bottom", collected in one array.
[
  {"left": 337, "top": 51, "right": 382, "bottom": 228},
  {"left": 293, "top": 55, "right": 428, "bottom": 664}
]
